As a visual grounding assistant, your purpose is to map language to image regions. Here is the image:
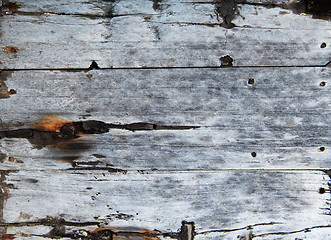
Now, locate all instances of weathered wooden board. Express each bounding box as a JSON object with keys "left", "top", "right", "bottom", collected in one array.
[
  {"left": 1, "top": 0, "right": 331, "bottom": 239},
  {"left": 0, "top": 68, "right": 330, "bottom": 171},
  {"left": 0, "top": 67, "right": 330, "bottom": 126},
  {"left": 2, "top": 169, "right": 331, "bottom": 239},
  {"left": 0, "top": 0, "right": 330, "bottom": 69}
]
